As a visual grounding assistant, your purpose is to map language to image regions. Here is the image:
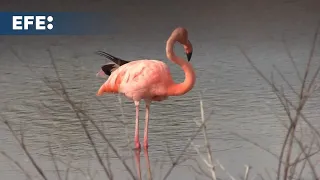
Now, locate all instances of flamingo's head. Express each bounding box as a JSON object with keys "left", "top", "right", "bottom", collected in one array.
[
  {"left": 184, "top": 40, "right": 193, "bottom": 62},
  {"left": 173, "top": 27, "right": 193, "bottom": 61}
]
